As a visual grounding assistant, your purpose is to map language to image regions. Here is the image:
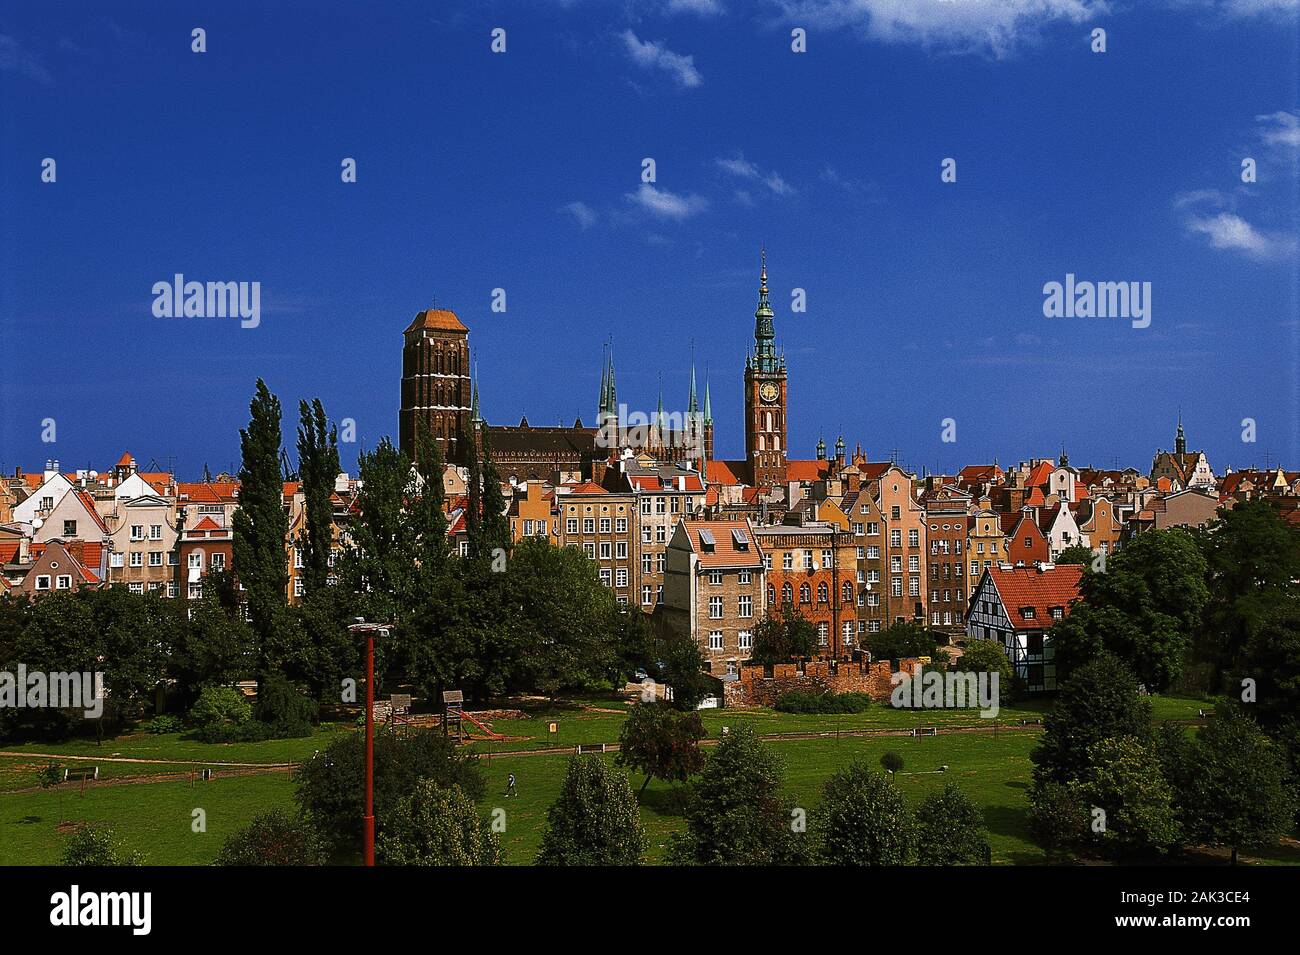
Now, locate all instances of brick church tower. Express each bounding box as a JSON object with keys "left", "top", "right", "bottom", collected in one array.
[
  {"left": 399, "top": 308, "right": 472, "bottom": 464},
  {"left": 743, "top": 250, "right": 788, "bottom": 486}
]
